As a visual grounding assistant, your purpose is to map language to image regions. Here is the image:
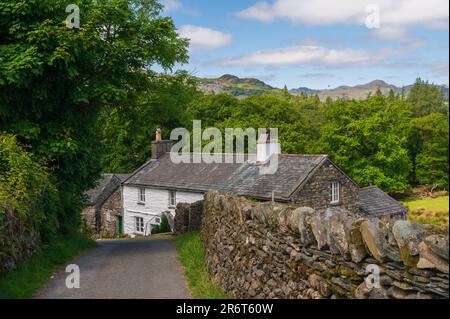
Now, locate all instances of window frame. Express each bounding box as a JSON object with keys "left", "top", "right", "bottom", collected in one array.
[
  {"left": 138, "top": 187, "right": 146, "bottom": 204},
  {"left": 168, "top": 190, "right": 177, "bottom": 208},
  {"left": 330, "top": 181, "right": 340, "bottom": 204},
  {"left": 135, "top": 216, "right": 144, "bottom": 233}
]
